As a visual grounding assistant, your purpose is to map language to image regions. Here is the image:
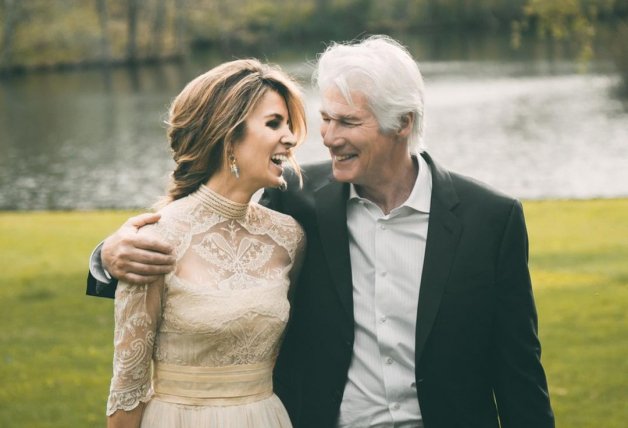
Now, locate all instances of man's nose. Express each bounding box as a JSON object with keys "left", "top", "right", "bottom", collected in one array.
[{"left": 321, "top": 121, "right": 339, "bottom": 147}]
